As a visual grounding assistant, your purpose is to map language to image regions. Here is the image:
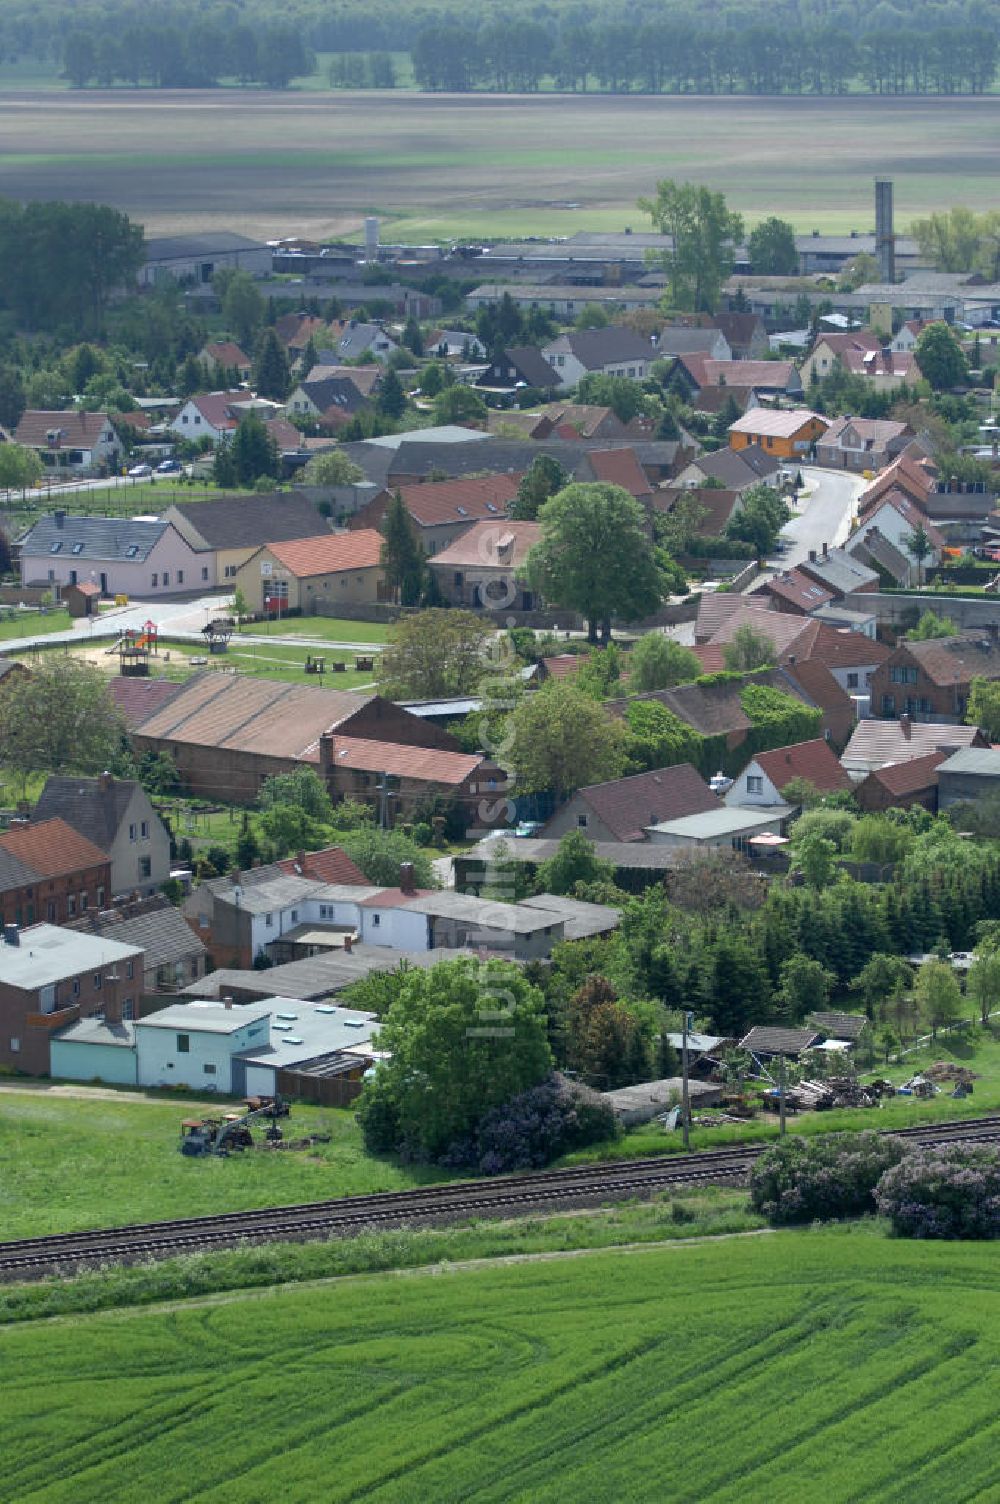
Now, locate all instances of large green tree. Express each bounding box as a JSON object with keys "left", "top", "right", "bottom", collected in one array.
[
  {"left": 221, "top": 270, "right": 265, "bottom": 350},
  {"left": 301, "top": 449, "right": 365, "bottom": 488},
  {"left": 0, "top": 659, "right": 125, "bottom": 794},
  {"left": 967, "top": 677, "right": 1000, "bottom": 739},
  {"left": 377, "top": 609, "right": 491, "bottom": 699},
  {"left": 528, "top": 482, "right": 664, "bottom": 643},
  {"left": 747, "top": 216, "right": 798, "bottom": 275},
  {"left": 639, "top": 179, "right": 744, "bottom": 312},
  {"left": 629, "top": 632, "right": 701, "bottom": 691},
  {"left": 508, "top": 681, "right": 627, "bottom": 797},
  {"left": 511, "top": 455, "right": 567, "bottom": 521},
  {"left": 914, "top": 322, "right": 968, "bottom": 391},
  {"left": 357, "top": 958, "right": 552, "bottom": 1159},
  {"left": 0, "top": 443, "right": 42, "bottom": 492}
]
